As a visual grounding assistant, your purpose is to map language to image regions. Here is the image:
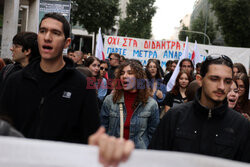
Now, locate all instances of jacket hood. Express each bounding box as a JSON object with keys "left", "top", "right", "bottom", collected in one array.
[{"left": 194, "top": 88, "right": 229, "bottom": 119}]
